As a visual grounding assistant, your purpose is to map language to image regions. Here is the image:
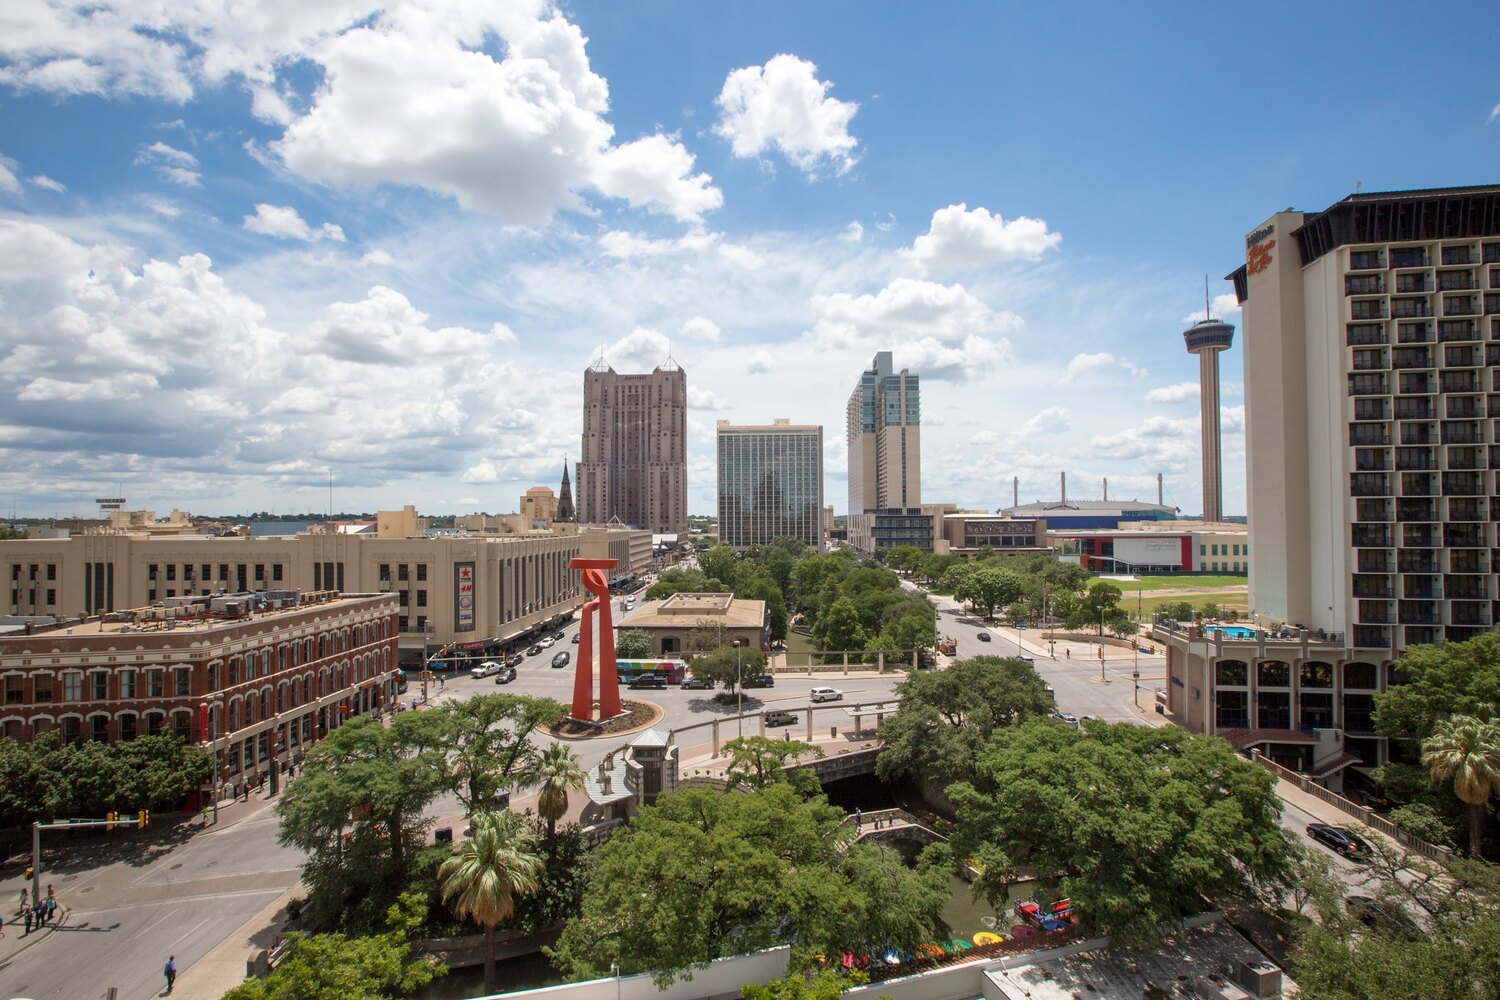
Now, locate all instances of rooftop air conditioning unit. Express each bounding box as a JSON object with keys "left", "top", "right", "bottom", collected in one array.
[{"left": 1231, "top": 959, "right": 1283, "bottom": 999}]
